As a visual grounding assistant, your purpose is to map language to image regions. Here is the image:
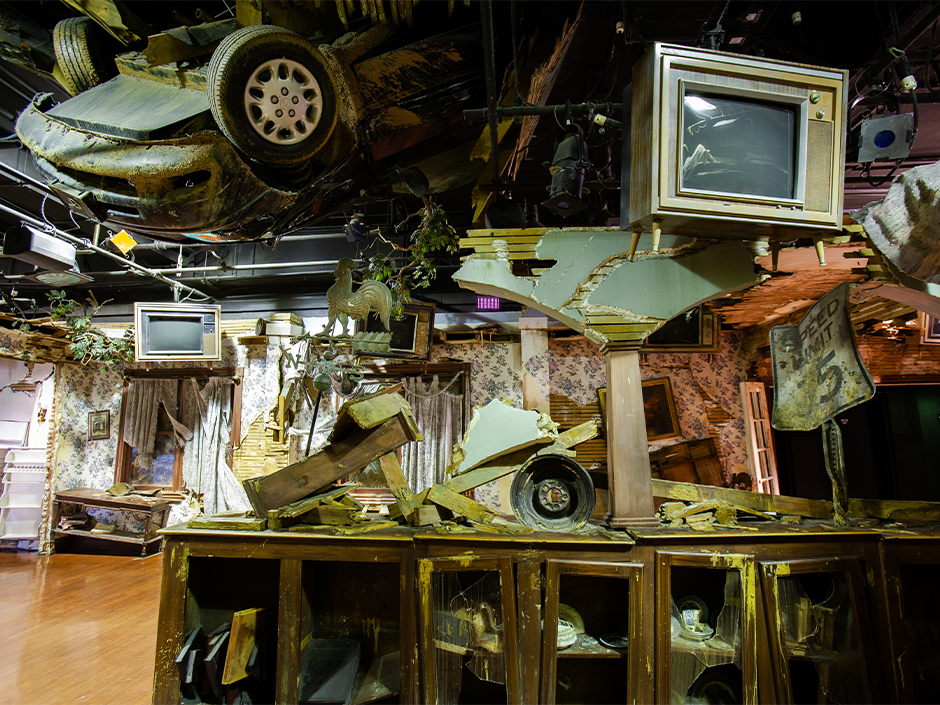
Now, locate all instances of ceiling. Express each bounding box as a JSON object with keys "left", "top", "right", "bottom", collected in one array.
[{"left": 1, "top": 1, "right": 939, "bottom": 332}]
